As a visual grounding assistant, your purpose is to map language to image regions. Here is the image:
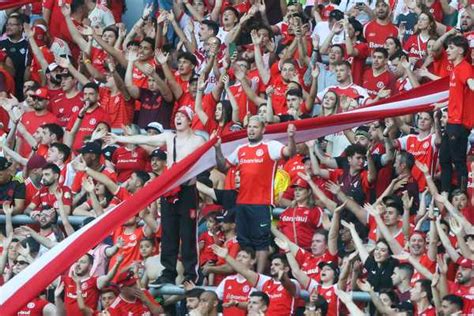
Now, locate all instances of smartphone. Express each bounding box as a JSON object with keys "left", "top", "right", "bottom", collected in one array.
[{"left": 229, "top": 42, "right": 237, "bottom": 58}]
